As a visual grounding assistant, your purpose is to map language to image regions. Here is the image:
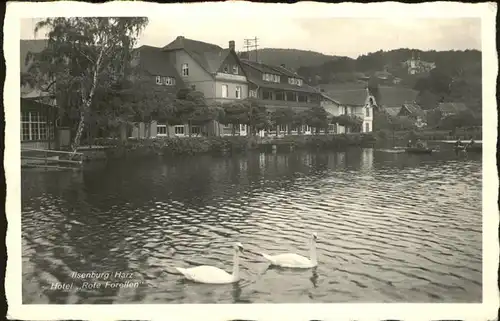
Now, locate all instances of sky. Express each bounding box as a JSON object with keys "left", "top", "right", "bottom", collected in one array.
[{"left": 20, "top": 16, "right": 481, "bottom": 58}]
